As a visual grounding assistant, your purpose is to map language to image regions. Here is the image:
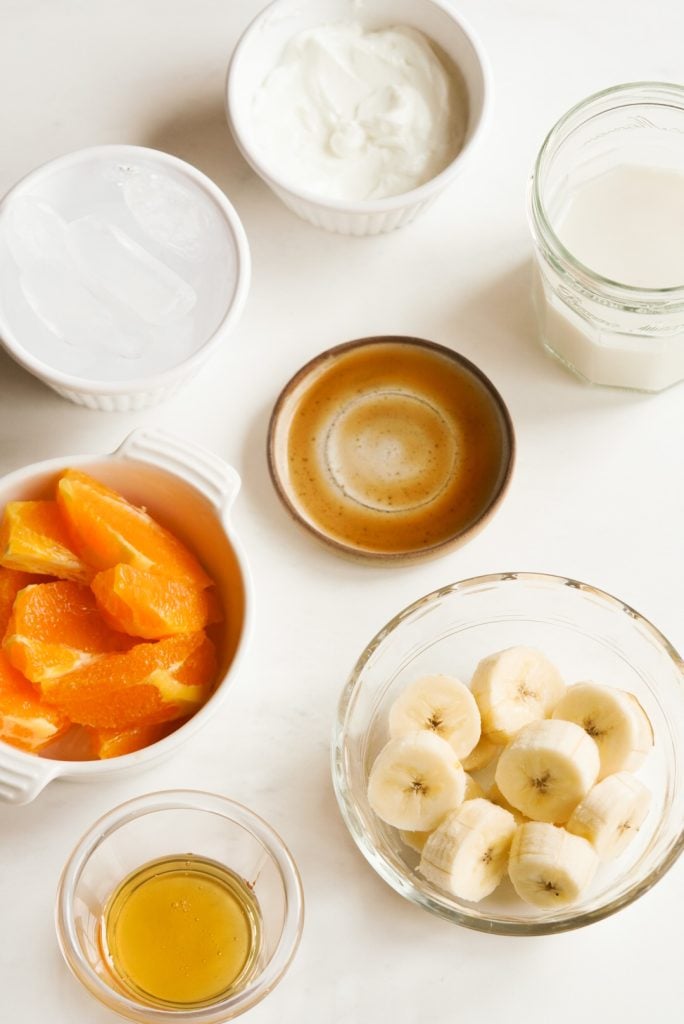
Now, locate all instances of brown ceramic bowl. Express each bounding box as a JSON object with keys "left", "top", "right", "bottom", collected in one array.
[{"left": 267, "top": 337, "right": 514, "bottom": 564}]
